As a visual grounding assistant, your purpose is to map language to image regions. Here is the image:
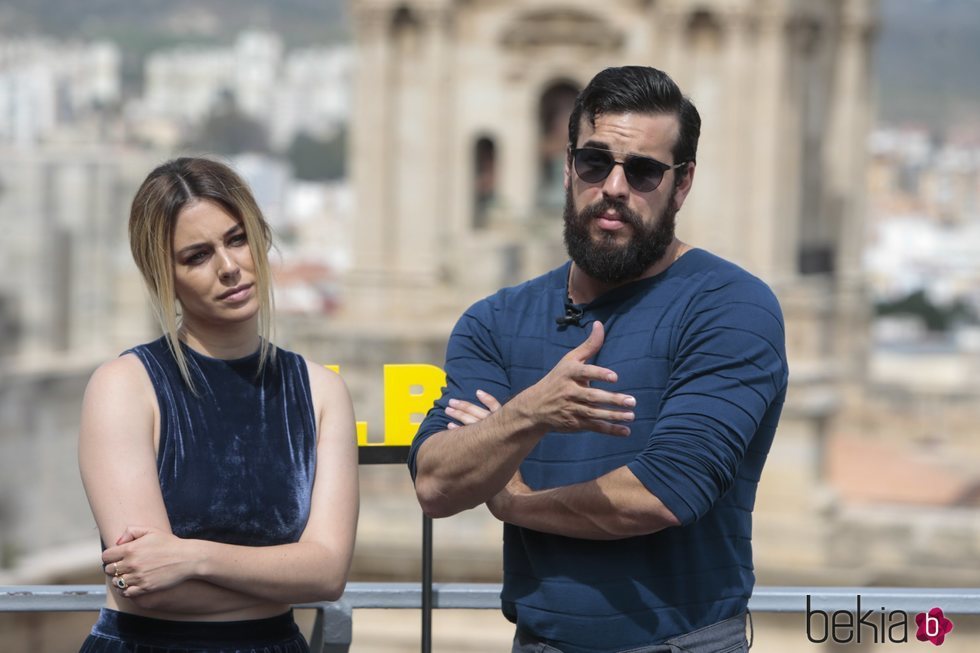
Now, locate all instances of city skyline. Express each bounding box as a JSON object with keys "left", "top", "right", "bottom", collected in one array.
[{"left": 1, "top": 2, "right": 980, "bottom": 650}]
